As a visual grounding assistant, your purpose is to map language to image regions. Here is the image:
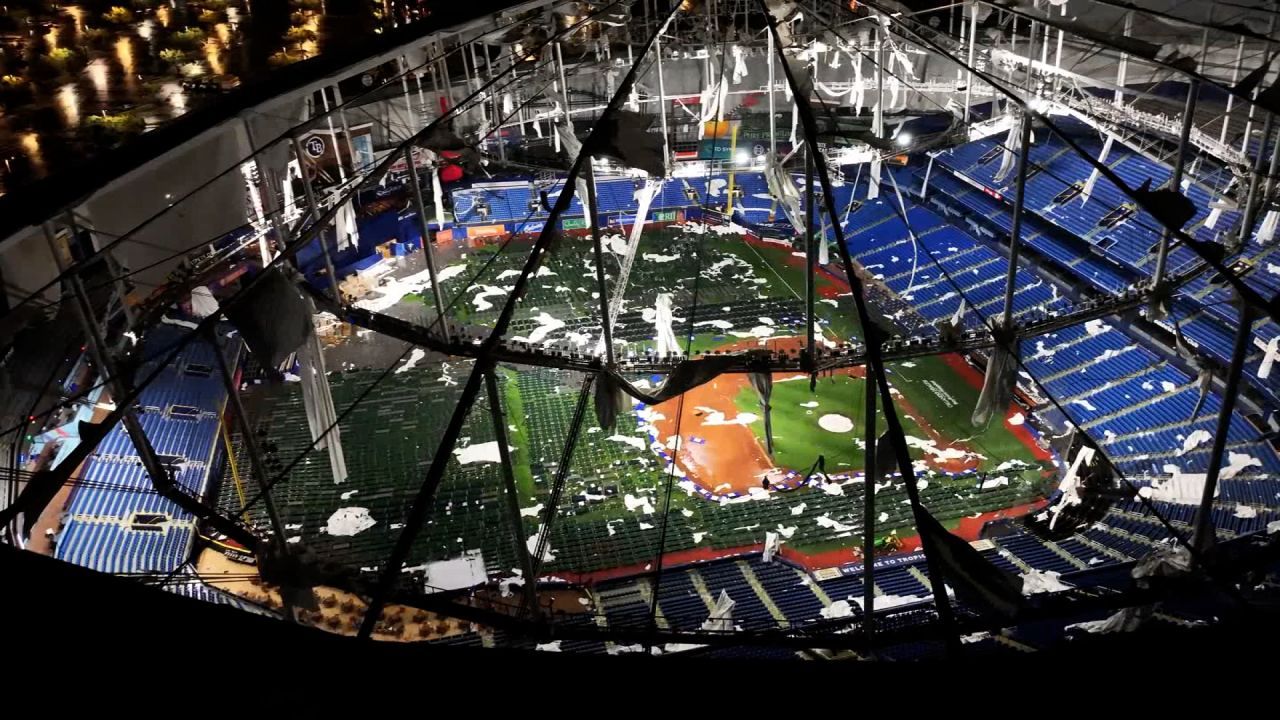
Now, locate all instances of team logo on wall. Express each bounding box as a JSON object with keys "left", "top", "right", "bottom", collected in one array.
[{"left": 304, "top": 136, "right": 327, "bottom": 159}]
